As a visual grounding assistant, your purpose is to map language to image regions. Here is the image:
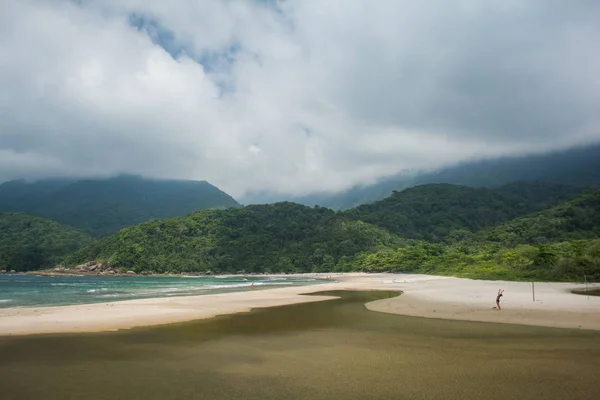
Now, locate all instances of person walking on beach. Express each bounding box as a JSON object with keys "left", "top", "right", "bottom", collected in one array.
[{"left": 496, "top": 289, "right": 504, "bottom": 310}]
